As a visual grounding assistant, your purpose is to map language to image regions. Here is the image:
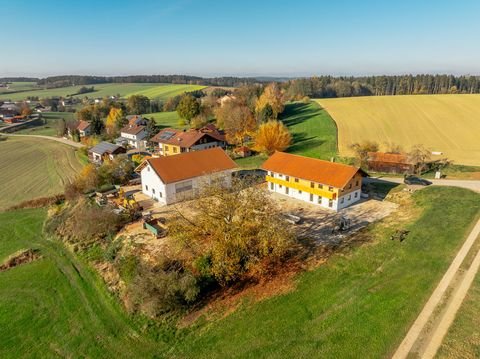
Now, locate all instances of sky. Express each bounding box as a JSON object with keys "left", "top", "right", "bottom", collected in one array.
[{"left": 1, "top": 0, "right": 480, "bottom": 77}]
